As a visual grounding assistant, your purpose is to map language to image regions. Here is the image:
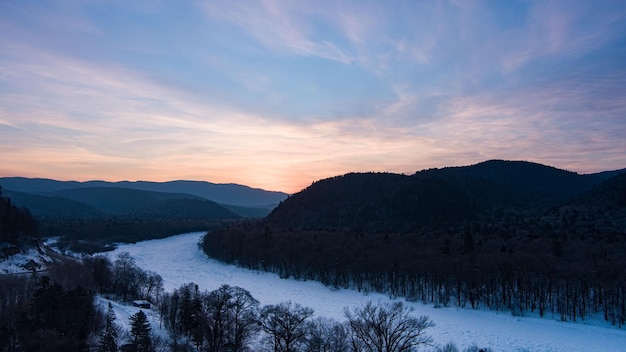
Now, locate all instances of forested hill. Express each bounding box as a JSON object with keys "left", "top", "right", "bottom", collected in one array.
[
  {"left": 0, "top": 177, "right": 284, "bottom": 251},
  {"left": 2, "top": 187, "right": 240, "bottom": 220},
  {"left": 0, "top": 186, "right": 242, "bottom": 249},
  {"left": 266, "top": 172, "right": 476, "bottom": 231},
  {"left": 266, "top": 160, "right": 622, "bottom": 231},
  {"left": 203, "top": 160, "right": 626, "bottom": 325}
]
